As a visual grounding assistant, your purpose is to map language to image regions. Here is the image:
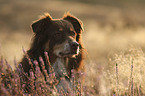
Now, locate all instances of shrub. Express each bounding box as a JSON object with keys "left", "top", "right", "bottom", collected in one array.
[{"left": 0, "top": 51, "right": 84, "bottom": 96}]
